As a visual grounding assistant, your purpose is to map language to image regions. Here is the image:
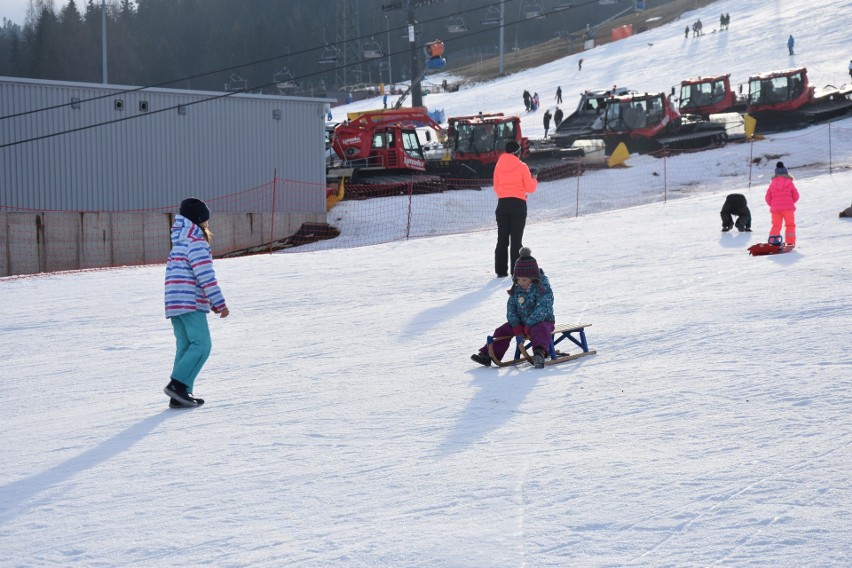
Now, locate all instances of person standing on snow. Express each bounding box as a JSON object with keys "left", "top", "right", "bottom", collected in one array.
[
  {"left": 554, "top": 107, "right": 564, "bottom": 128},
  {"left": 848, "top": 59, "right": 852, "bottom": 80},
  {"left": 492, "top": 140, "right": 538, "bottom": 278},
  {"left": 163, "top": 198, "right": 229, "bottom": 408},
  {"left": 543, "top": 108, "right": 552, "bottom": 137},
  {"left": 765, "top": 161, "right": 800, "bottom": 246},
  {"left": 523, "top": 90, "right": 531, "bottom": 112},
  {"left": 555, "top": 85, "right": 562, "bottom": 103},
  {"left": 787, "top": 34, "right": 795, "bottom": 55}
]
